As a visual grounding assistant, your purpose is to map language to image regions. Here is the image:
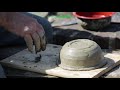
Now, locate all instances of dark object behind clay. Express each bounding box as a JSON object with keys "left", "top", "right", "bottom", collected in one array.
[{"left": 77, "top": 17, "right": 111, "bottom": 30}]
